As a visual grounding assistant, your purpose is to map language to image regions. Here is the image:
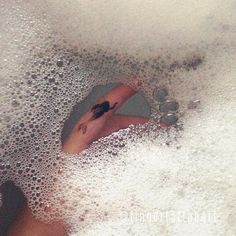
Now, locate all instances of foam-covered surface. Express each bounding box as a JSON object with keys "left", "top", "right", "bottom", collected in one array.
[{"left": 0, "top": 0, "right": 235, "bottom": 235}]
